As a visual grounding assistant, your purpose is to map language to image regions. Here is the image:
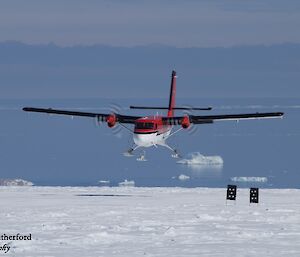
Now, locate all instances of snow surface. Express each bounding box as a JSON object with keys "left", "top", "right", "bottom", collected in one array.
[{"left": 0, "top": 187, "right": 300, "bottom": 257}]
